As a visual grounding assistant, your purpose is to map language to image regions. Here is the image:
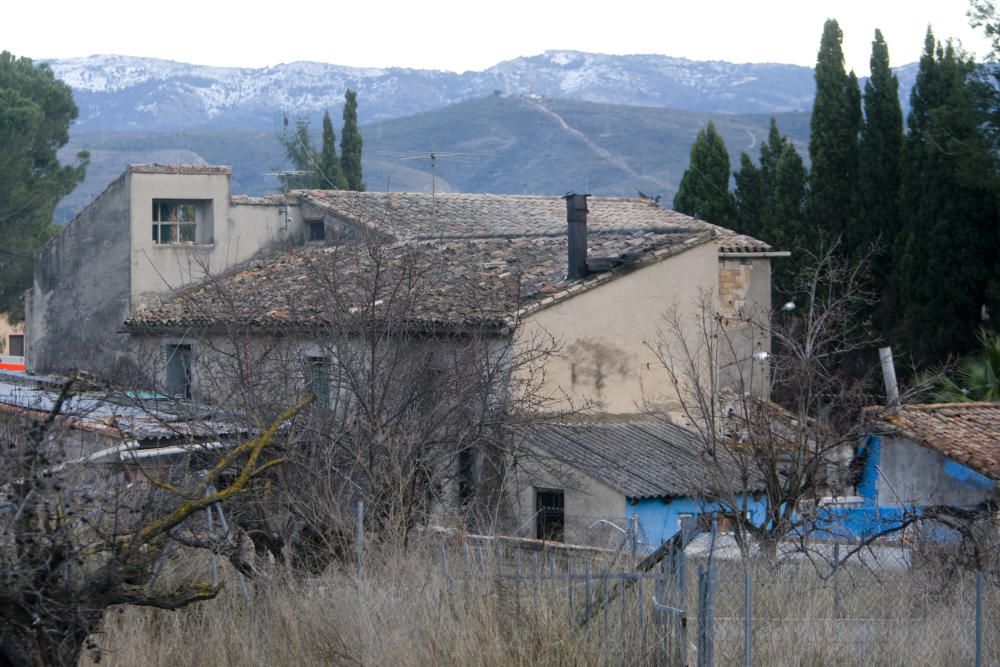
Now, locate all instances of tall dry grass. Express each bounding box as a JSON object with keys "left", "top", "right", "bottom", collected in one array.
[{"left": 80, "top": 539, "right": 998, "bottom": 666}]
